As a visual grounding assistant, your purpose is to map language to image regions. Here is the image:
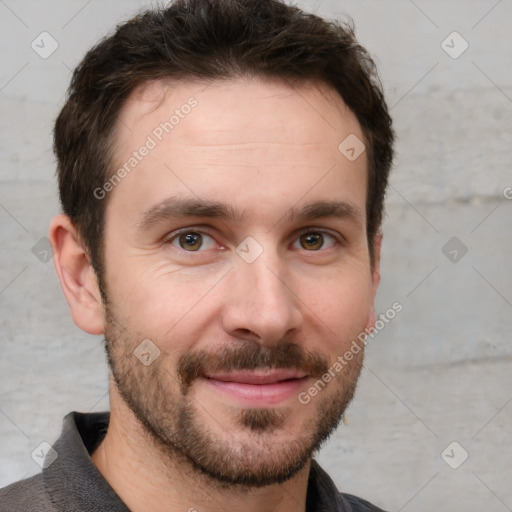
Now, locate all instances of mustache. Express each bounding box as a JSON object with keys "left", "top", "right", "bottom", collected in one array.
[{"left": 177, "top": 340, "right": 330, "bottom": 394}]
